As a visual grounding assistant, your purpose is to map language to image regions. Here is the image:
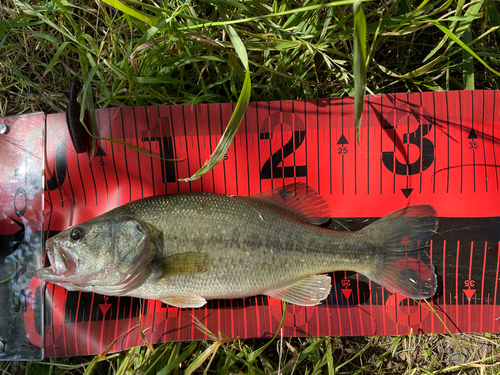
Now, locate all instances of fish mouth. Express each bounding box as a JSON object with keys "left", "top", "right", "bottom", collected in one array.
[{"left": 36, "top": 238, "right": 77, "bottom": 278}]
